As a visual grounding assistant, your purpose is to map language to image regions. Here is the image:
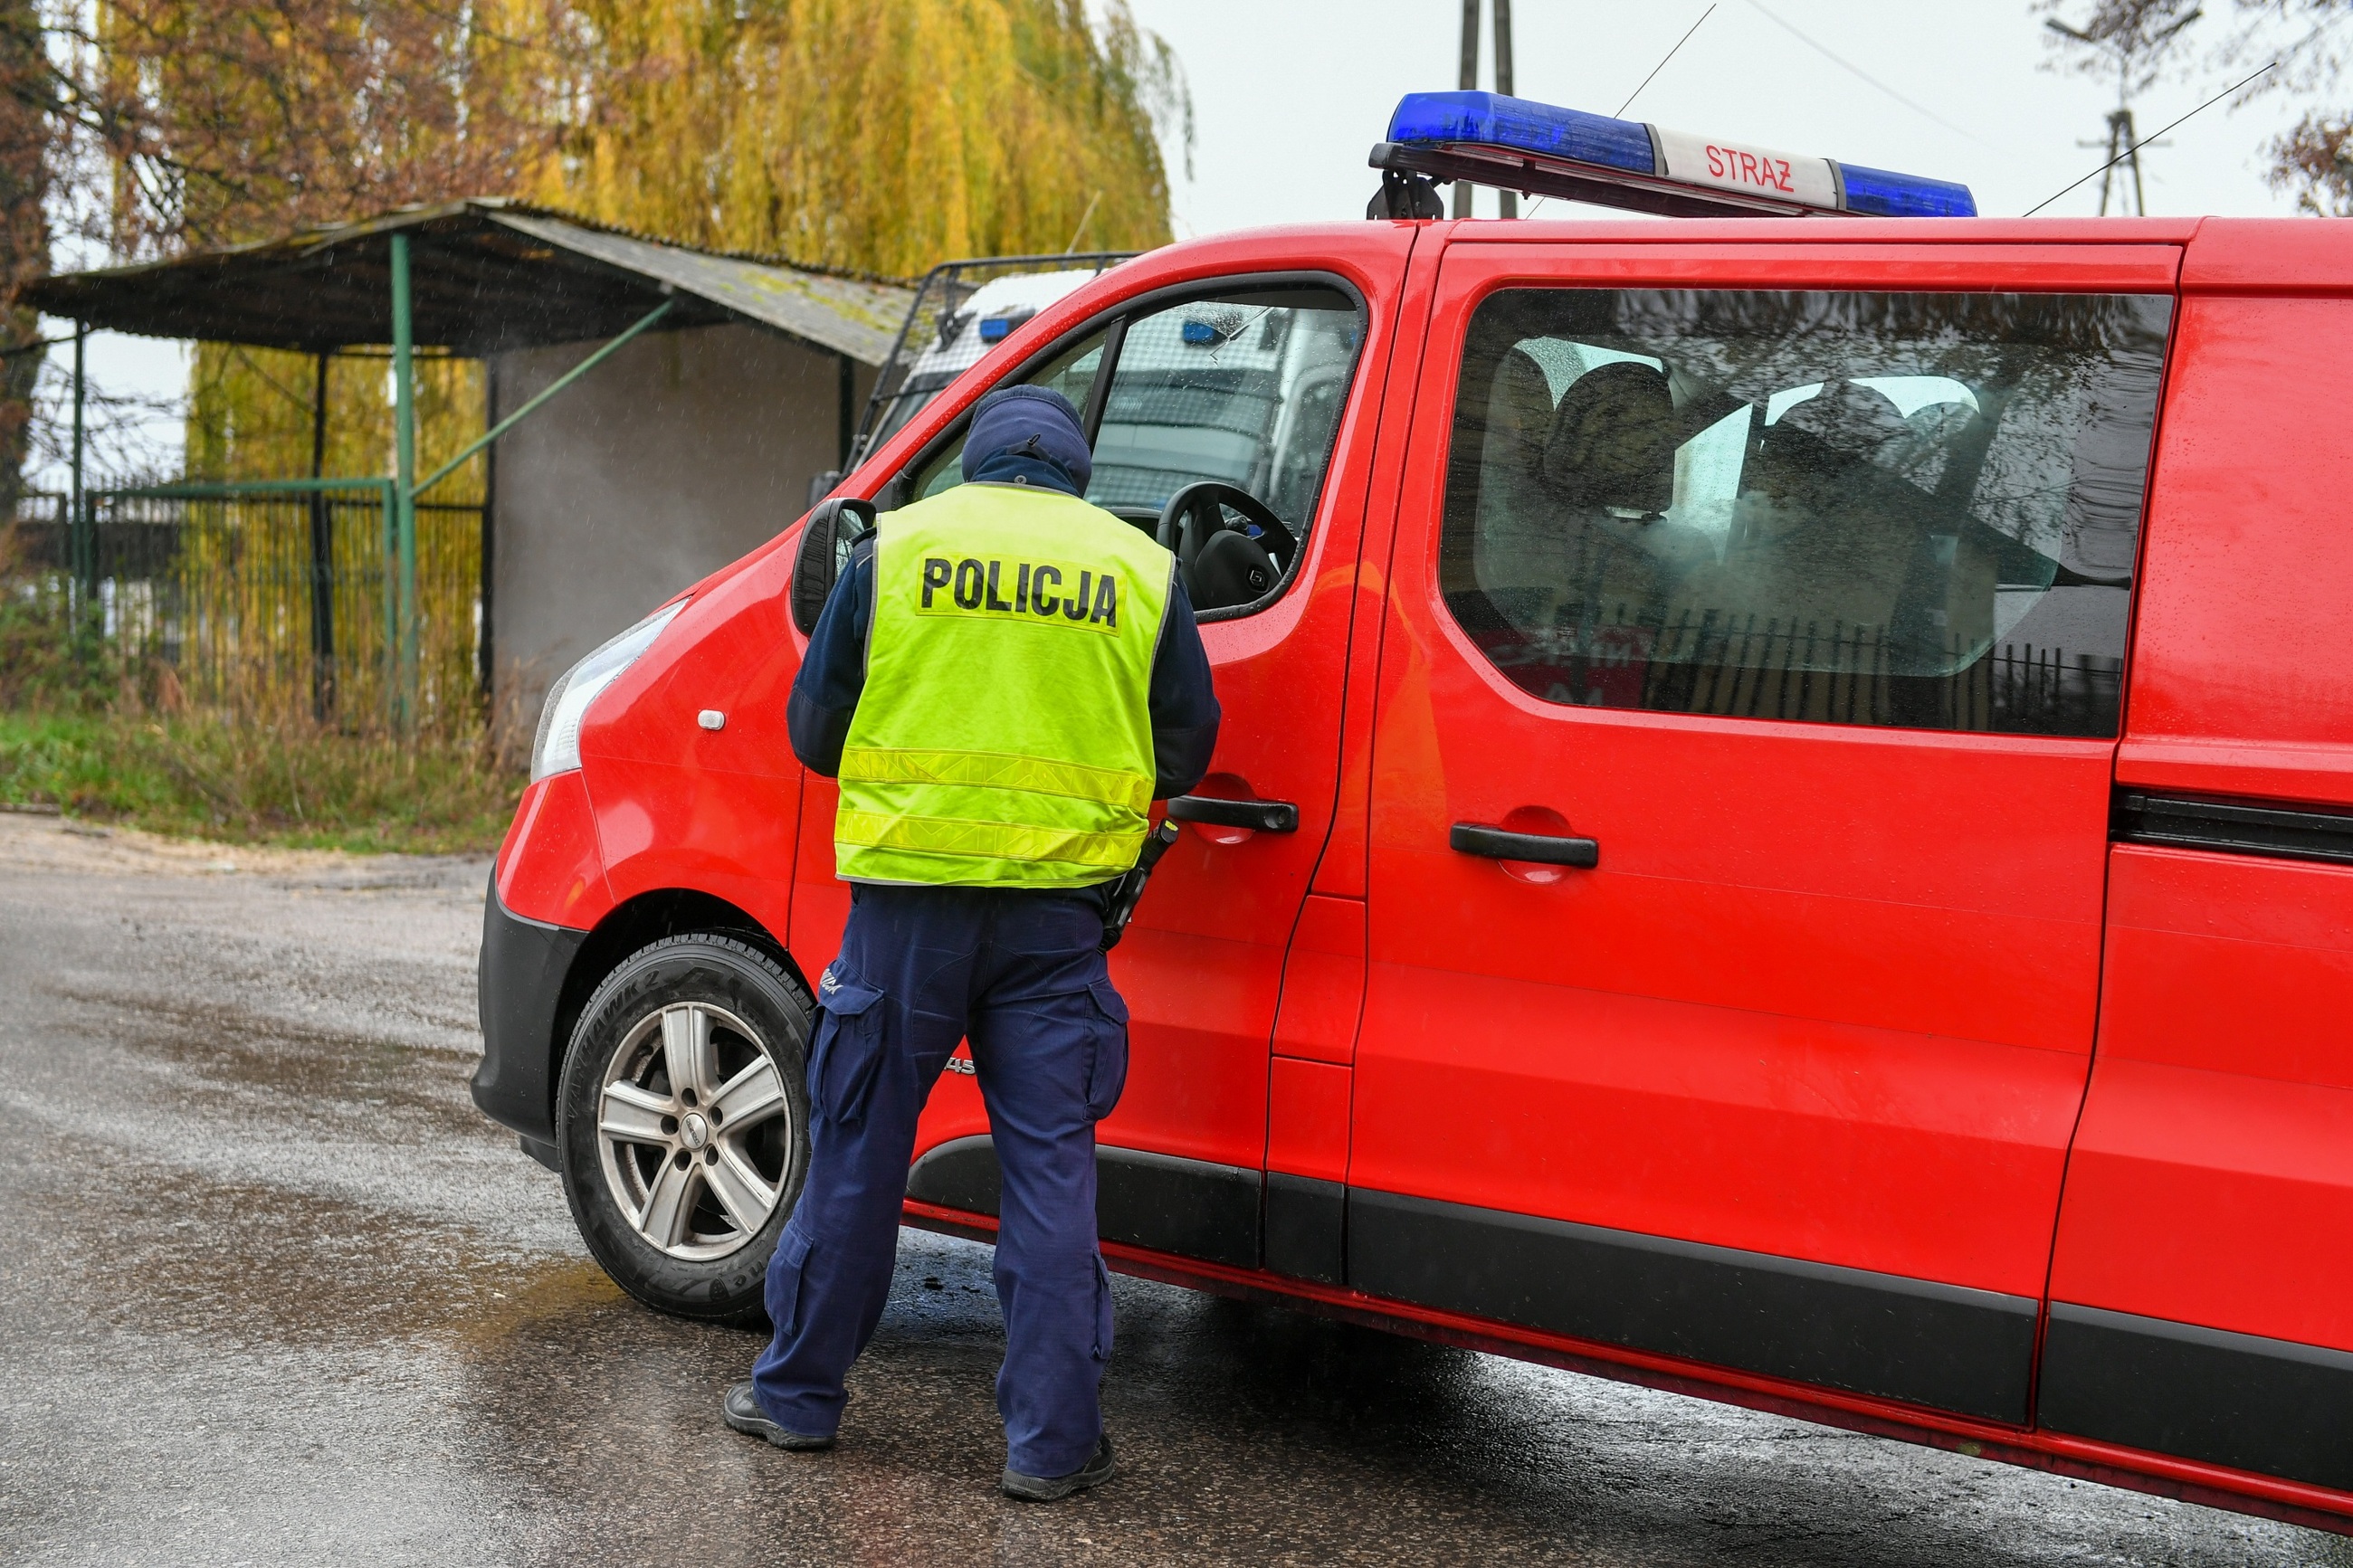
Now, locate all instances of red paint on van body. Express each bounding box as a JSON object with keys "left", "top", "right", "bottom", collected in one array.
[
  {"left": 491, "top": 214, "right": 2353, "bottom": 1531},
  {"left": 497, "top": 772, "right": 611, "bottom": 927},
  {"left": 2049, "top": 279, "right": 2353, "bottom": 1369},
  {"left": 2119, "top": 293, "right": 2353, "bottom": 805}
]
